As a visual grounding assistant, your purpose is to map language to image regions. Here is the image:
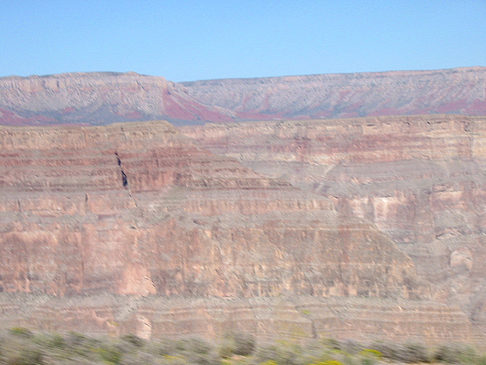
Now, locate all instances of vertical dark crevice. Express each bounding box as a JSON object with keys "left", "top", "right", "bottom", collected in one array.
[
  {"left": 114, "top": 152, "right": 129, "bottom": 188},
  {"left": 121, "top": 170, "right": 128, "bottom": 187},
  {"left": 114, "top": 151, "right": 138, "bottom": 208},
  {"left": 115, "top": 152, "right": 122, "bottom": 166}
]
